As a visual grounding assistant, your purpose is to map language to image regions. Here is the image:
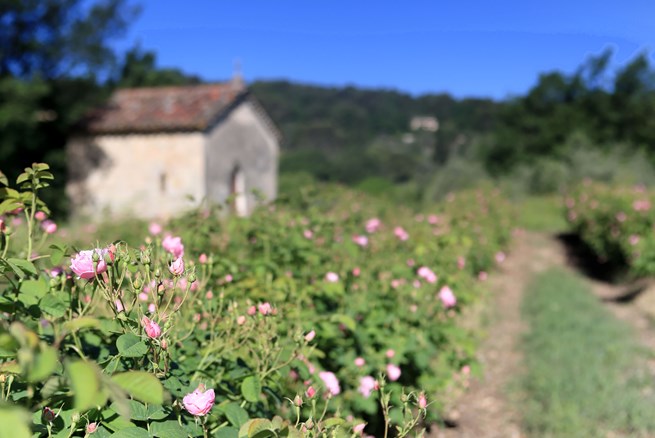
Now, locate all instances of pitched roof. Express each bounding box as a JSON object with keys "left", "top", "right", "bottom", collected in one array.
[{"left": 84, "top": 82, "right": 246, "bottom": 134}]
